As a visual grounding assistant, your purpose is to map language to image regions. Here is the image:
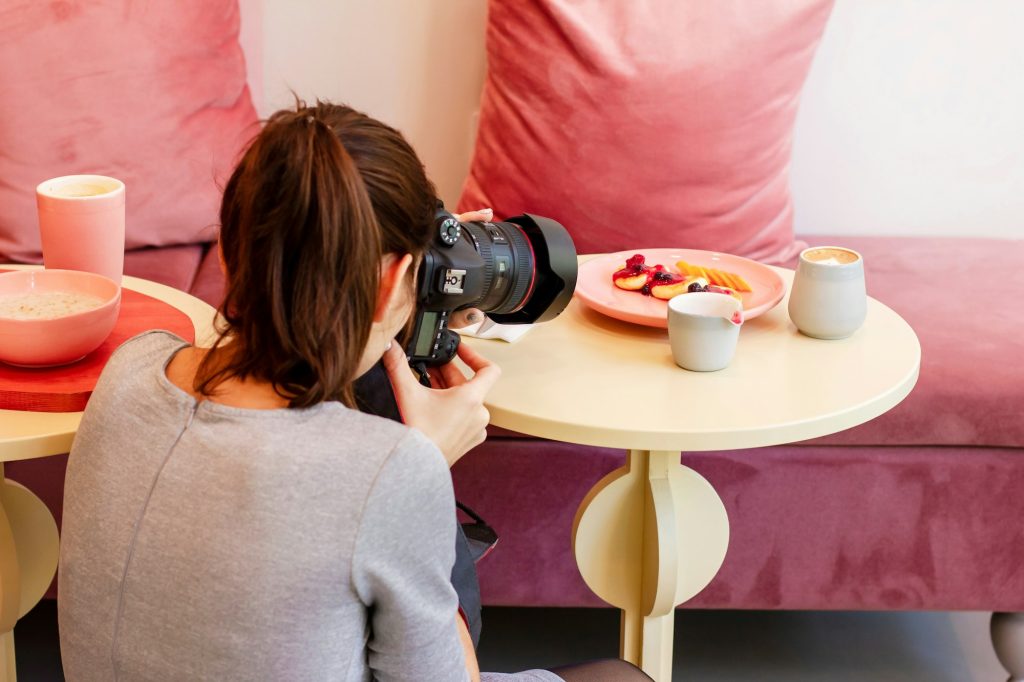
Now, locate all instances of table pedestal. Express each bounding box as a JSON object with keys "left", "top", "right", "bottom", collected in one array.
[
  {"left": 573, "top": 450, "right": 729, "bottom": 681},
  {"left": 0, "top": 463, "right": 60, "bottom": 682}
]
